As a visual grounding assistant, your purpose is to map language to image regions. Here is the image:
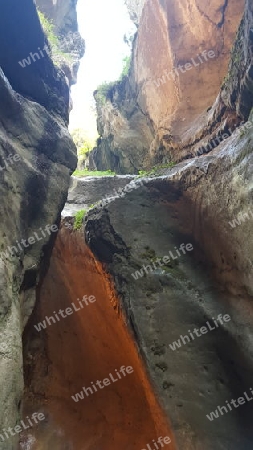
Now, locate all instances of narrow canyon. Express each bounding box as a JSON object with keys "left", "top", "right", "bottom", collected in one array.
[{"left": 0, "top": 0, "right": 252, "bottom": 449}]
